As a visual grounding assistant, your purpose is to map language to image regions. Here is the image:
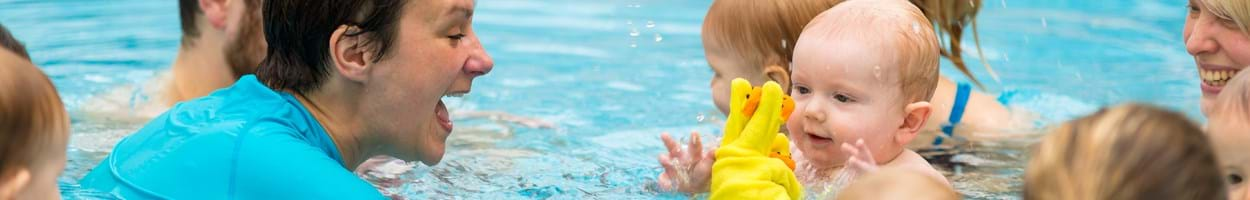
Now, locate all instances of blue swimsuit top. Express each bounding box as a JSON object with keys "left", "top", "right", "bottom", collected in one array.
[
  {"left": 79, "top": 75, "right": 384, "bottom": 200},
  {"left": 932, "top": 83, "right": 972, "bottom": 146}
]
